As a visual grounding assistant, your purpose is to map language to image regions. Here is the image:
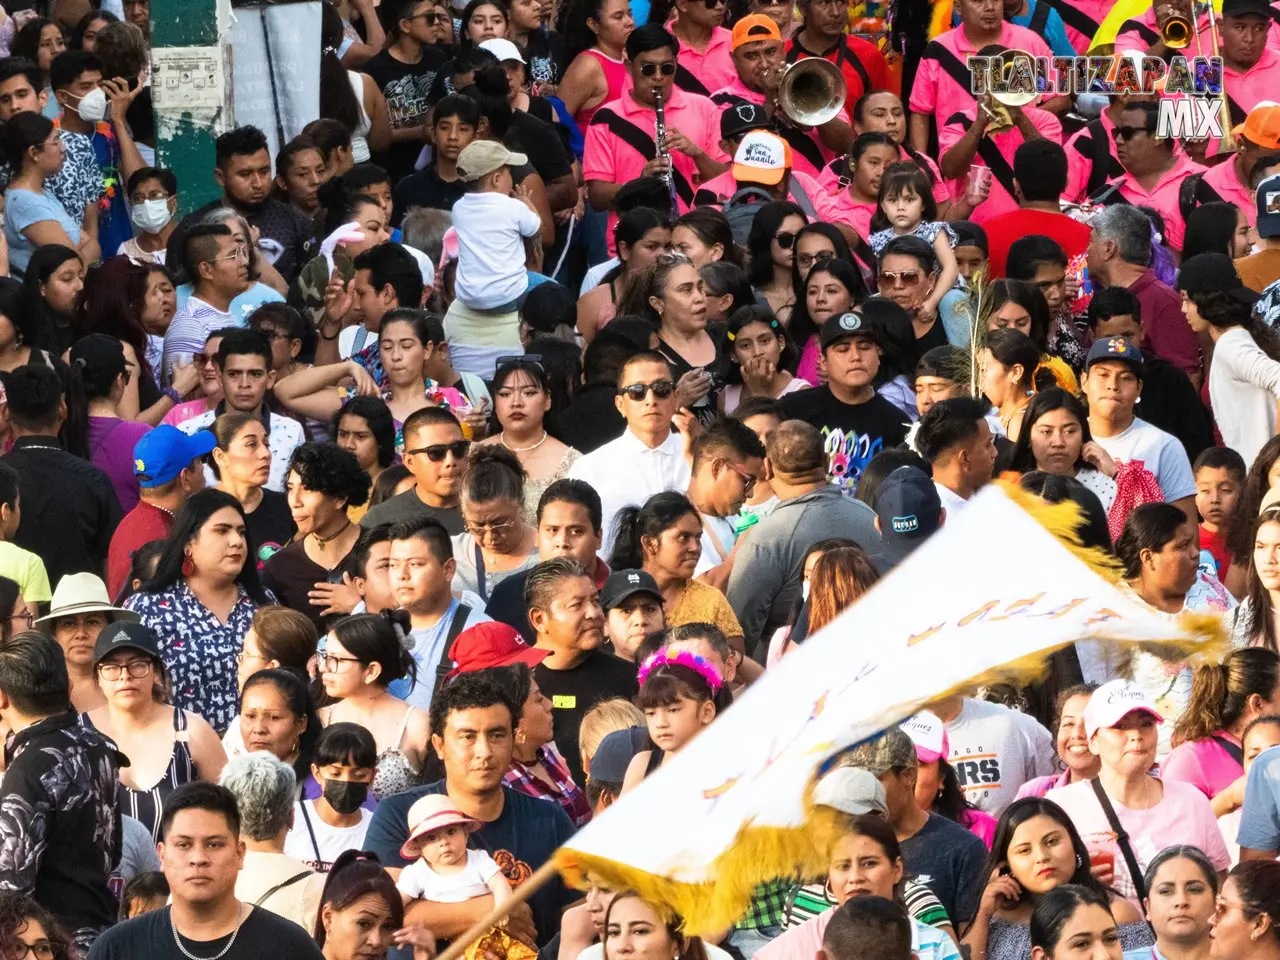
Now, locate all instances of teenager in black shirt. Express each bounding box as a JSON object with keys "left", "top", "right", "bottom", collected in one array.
[{"left": 391, "top": 93, "right": 478, "bottom": 224}]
